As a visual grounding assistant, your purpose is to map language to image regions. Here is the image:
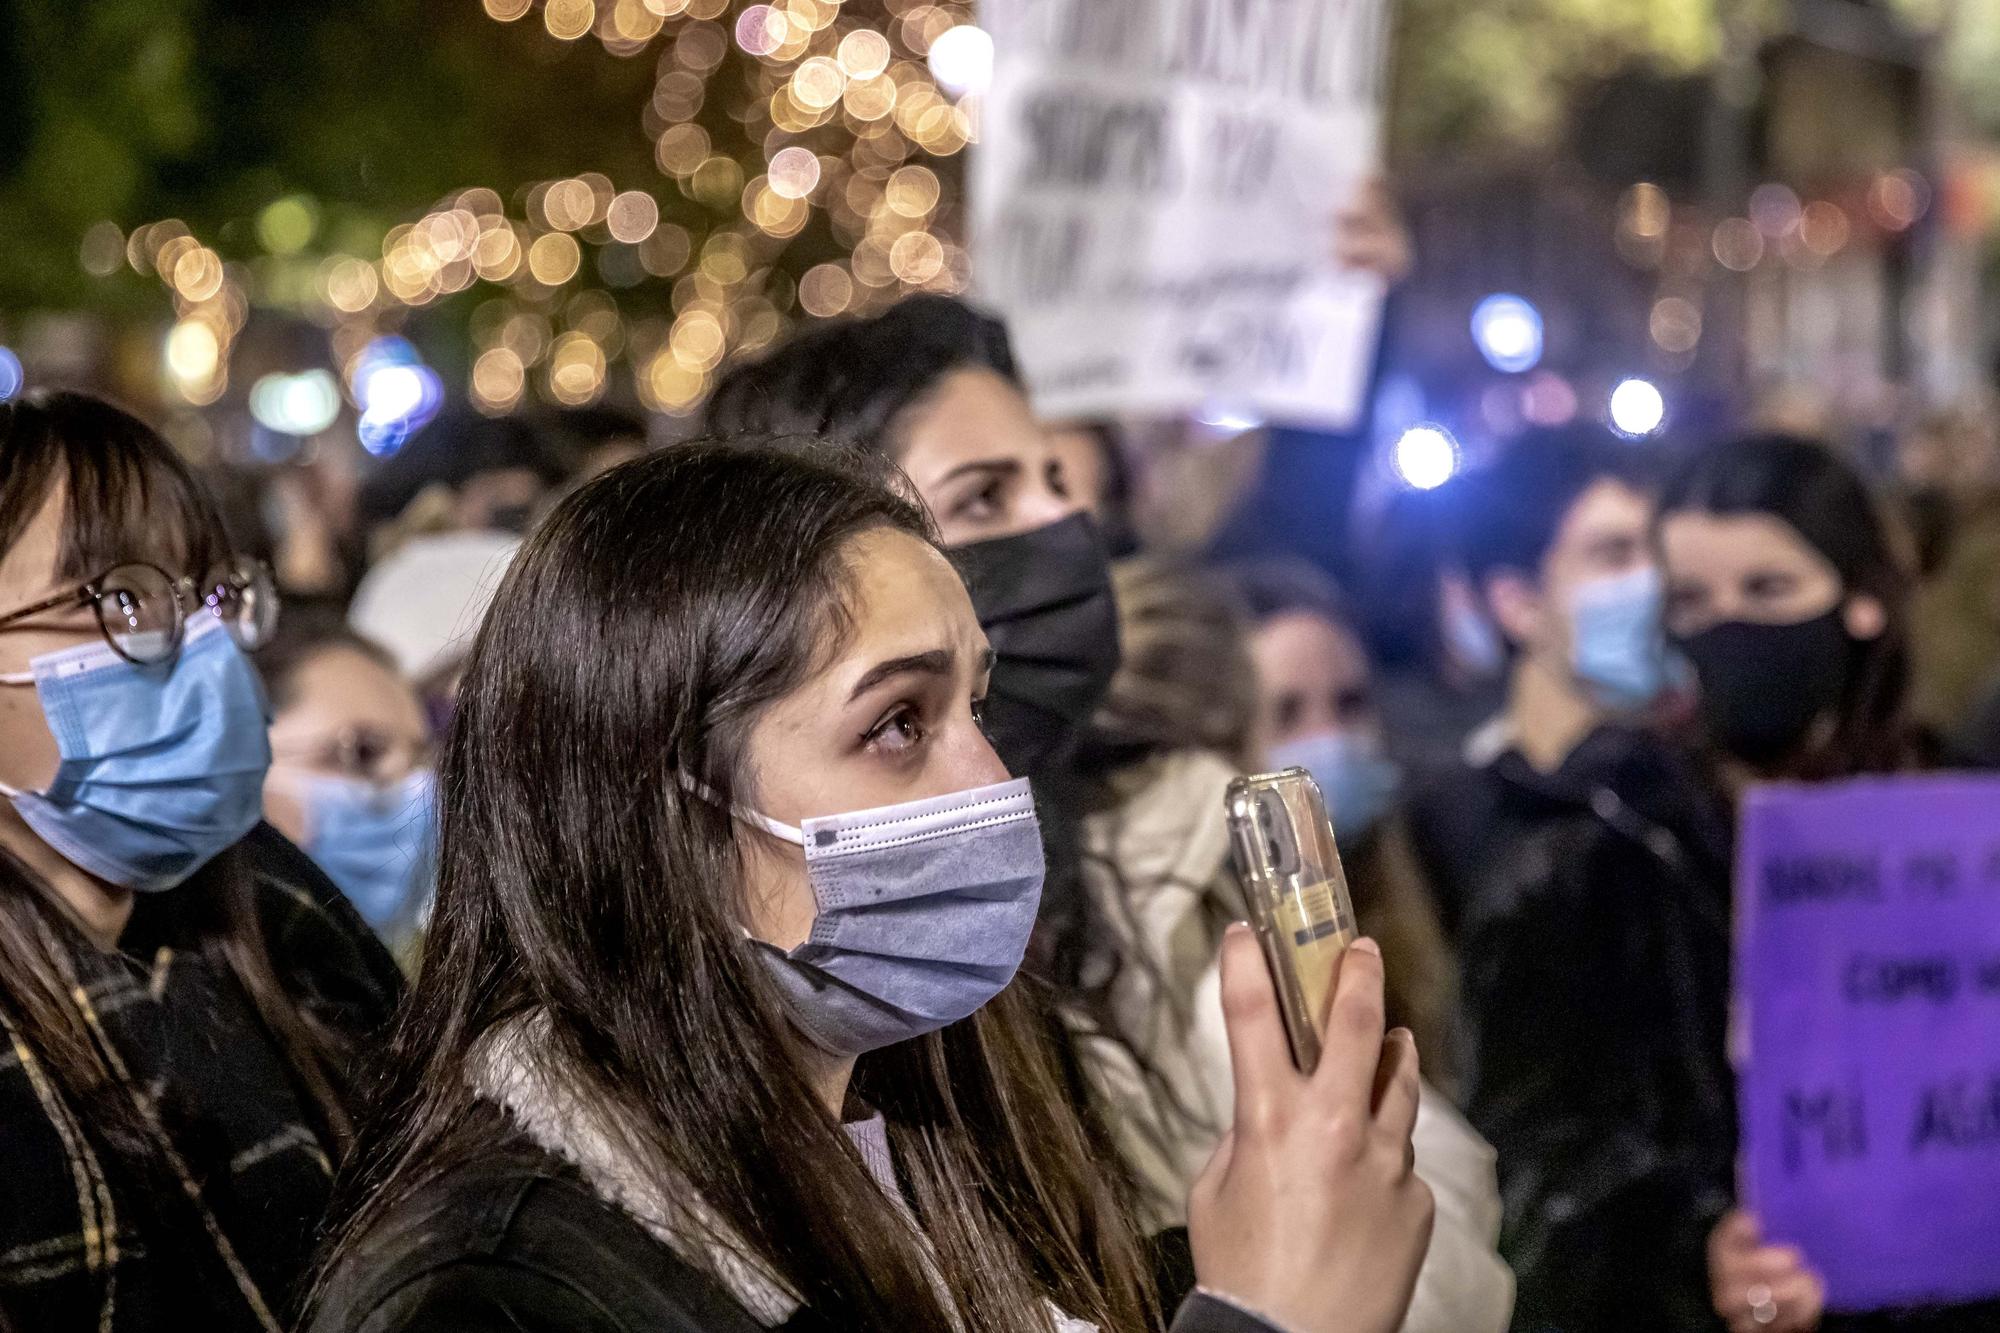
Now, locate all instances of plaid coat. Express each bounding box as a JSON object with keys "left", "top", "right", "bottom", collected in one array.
[{"left": 0, "top": 824, "right": 403, "bottom": 1333}]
